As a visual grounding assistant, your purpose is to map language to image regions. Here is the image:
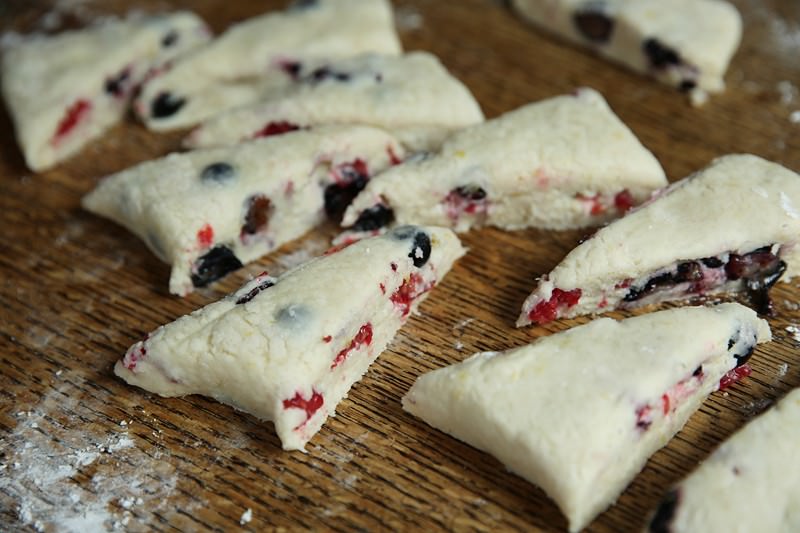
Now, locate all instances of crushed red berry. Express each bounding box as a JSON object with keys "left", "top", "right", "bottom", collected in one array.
[
  {"left": 391, "top": 273, "right": 433, "bottom": 317},
  {"left": 527, "top": 288, "right": 582, "bottom": 324},
  {"left": 391, "top": 262, "right": 398, "bottom": 272},
  {"left": 253, "top": 120, "right": 301, "bottom": 139},
  {"left": 322, "top": 335, "right": 332, "bottom": 343},
  {"left": 614, "top": 189, "right": 635, "bottom": 213},
  {"left": 576, "top": 193, "right": 605, "bottom": 215},
  {"left": 387, "top": 146, "right": 403, "bottom": 165},
  {"left": 196, "top": 223, "right": 214, "bottom": 248},
  {"left": 379, "top": 283, "right": 386, "bottom": 294},
  {"left": 282, "top": 389, "right": 324, "bottom": 428},
  {"left": 444, "top": 185, "right": 489, "bottom": 221},
  {"left": 331, "top": 323, "right": 373, "bottom": 369},
  {"left": 241, "top": 195, "right": 273, "bottom": 236},
  {"left": 53, "top": 99, "right": 91, "bottom": 141},
  {"left": 718, "top": 364, "right": 752, "bottom": 390}
]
